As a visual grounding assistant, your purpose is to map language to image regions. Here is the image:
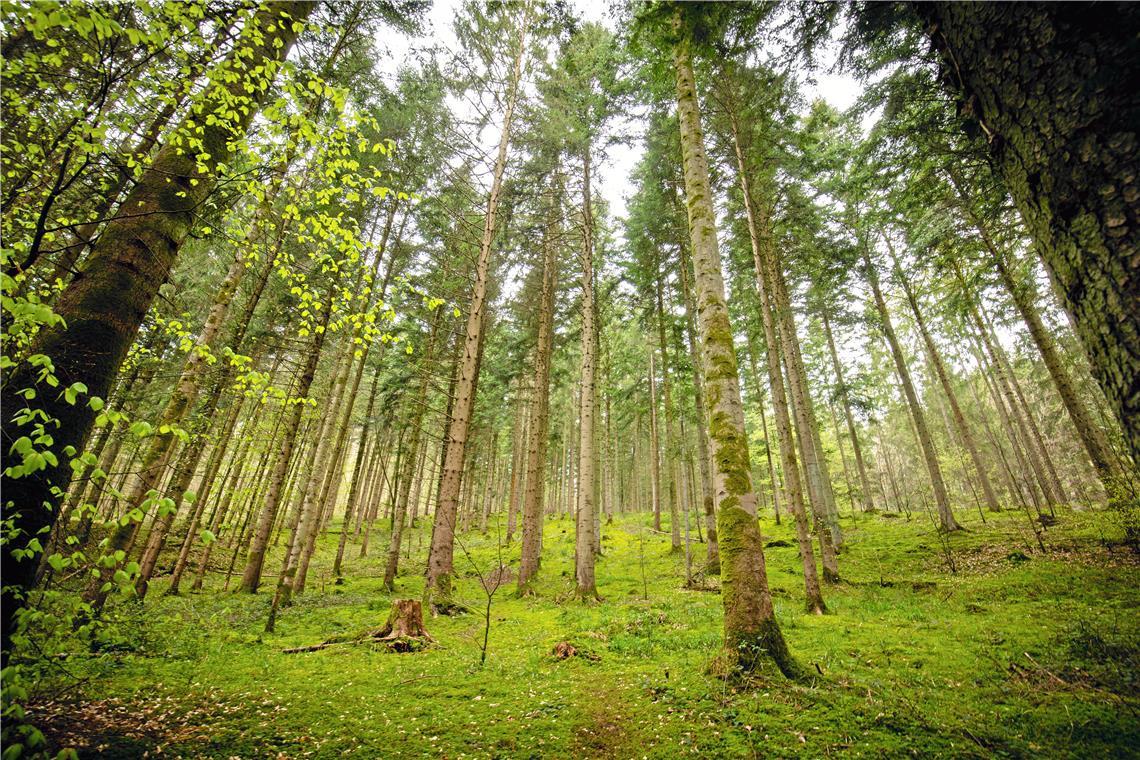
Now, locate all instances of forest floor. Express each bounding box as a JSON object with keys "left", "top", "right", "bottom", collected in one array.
[{"left": 28, "top": 504, "right": 1140, "bottom": 759}]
